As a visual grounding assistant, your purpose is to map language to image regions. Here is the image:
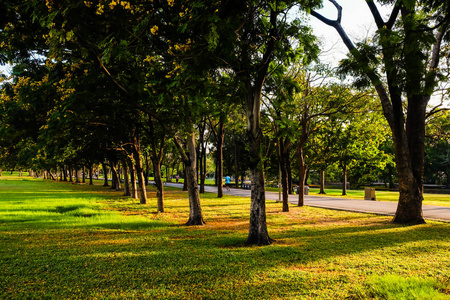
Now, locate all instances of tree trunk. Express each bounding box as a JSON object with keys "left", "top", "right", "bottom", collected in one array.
[
  {"left": 153, "top": 158, "right": 164, "bottom": 213},
  {"left": 132, "top": 145, "right": 148, "bottom": 204},
  {"left": 144, "top": 152, "right": 149, "bottom": 186},
  {"left": 82, "top": 166, "right": 86, "bottom": 184},
  {"left": 278, "top": 138, "right": 290, "bottom": 212},
  {"left": 123, "top": 159, "right": 130, "bottom": 196},
  {"left": 319, "top": 169, "right": 326, "bottom": 194},
  {"left": 102, "top": 162, "right": 109, "bottom": 186},
  {"left": 75, "top": 168, "right": 80, "bottom": 183},
  {"left": 110, "top": 161, "right": 121, "bottom": 191},
  {"left": 246, "top": 95, "right": 271, "bottom": 245},
  {"left": 89, "top": 164, "right": 93, "bottom": 185},
  {"left": 128, "top": 155, "right": 138, "bottom": 199},
  {"left": 342, "top": 162, "right": 347, "bottom": 196},
  {"left": 389, "top": 96, "right": 426, "bottom": 224},
  {"left": 216, "top": 117, "right": 225, "bottom": 197},
  {"left": 297, "top": 145, "right": 307, "bottom": 207},
  {"left": 183, "top": 132, "right": 204, "bottom": 225}
]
